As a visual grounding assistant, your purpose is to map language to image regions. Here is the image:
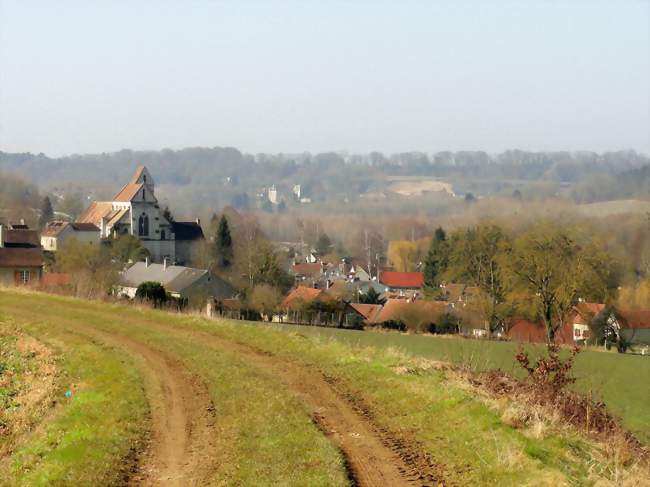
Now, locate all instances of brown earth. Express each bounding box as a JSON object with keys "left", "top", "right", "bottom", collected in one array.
[
  {"left": 123, "top": 318, "right": 446, "bottom": 487},
  {"left": 68, "top": 325, "right": 217, "bottom": 487}
]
